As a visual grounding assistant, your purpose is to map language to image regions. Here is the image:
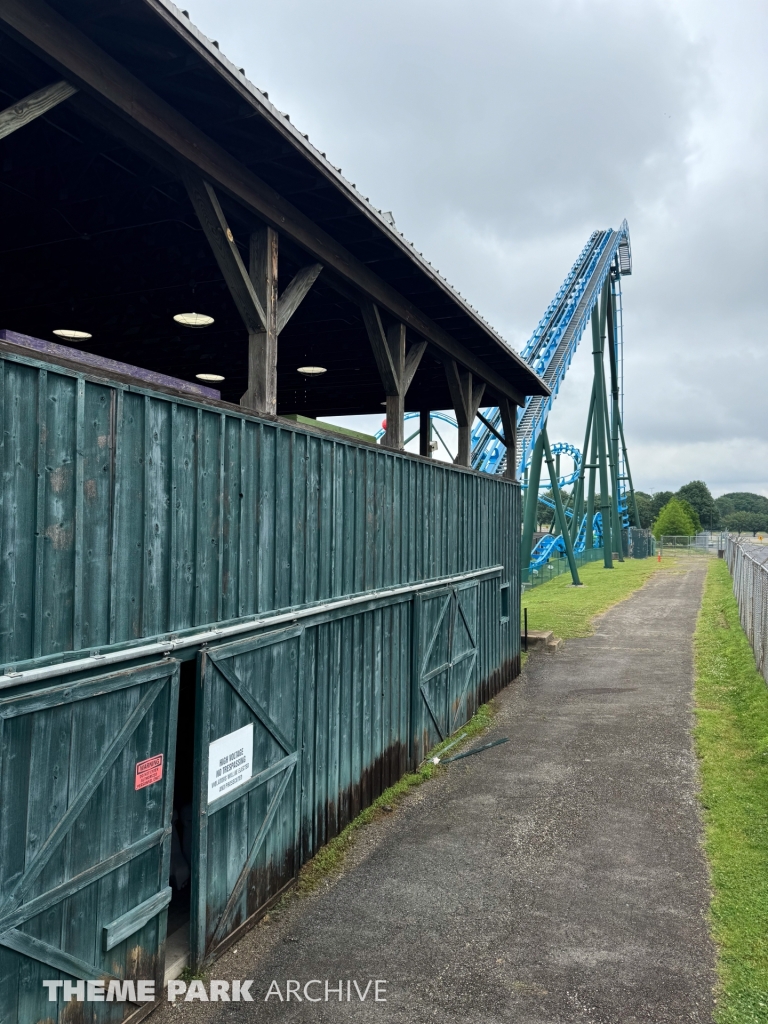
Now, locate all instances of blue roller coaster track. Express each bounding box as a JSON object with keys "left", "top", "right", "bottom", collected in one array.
[{"left": 471, "top": 220, "right": 632, "bottom": 477}]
